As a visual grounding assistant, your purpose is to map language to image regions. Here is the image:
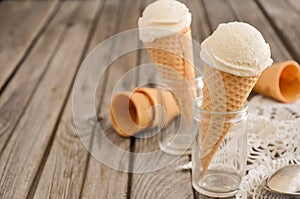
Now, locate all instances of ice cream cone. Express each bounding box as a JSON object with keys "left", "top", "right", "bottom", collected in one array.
[
  {"left": 201, "top": 64, "right": 259, "bottom": 176},
  {"left": 253, "top": 60, "right": 300, "bottom": 103},
  {"left": 110, "top": 88, "right": 180, "bottom": 137},
  {"left": 145, "top": 26, "right": 195, "bottom": 80},
  {"left": 145, "top": 26, "right": 196, "bottom": 130}
]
